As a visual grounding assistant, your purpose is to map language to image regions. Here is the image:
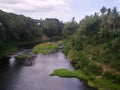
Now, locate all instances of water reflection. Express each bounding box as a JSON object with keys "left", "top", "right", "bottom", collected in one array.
[{"left": 0, "top": 51, "right": 95, "bottom": 90}]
